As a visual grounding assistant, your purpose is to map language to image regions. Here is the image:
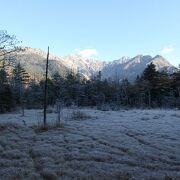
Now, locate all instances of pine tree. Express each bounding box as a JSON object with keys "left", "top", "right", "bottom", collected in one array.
[
  {"left": 0, "top": 60, "right": 15, "bottom": 113},
  {"left": 143, "top": 63, "right": 158, "bottom": 81},
  {"left": 12, "top": 63, "right": 30, "bottom": 115},
  {"left": 52, "top": 72, "right": 64, "bottom": 100},
  {"left": 141, "top": 63, "right": 159, "bottom": 107}
]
